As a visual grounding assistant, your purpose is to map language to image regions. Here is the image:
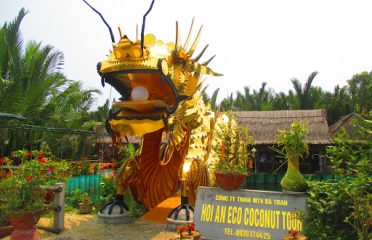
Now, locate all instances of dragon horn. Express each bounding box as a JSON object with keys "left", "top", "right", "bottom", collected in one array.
[
  {"left": 136, "top": 24, "right": 139, "bottom": 41},
  {"left": 187, "top": 25, "right": 203, "bottom": 57},
  {"left": 188, "top": 62, "right": 223, "bottom": 76},
  {"left": 175, "top": 21, "right": 181, "bottom": 51},
  {"left": 193, "top": 44, "right": 209, "bottom": 62},
  {"left": 183, "top": 17, "right": 195, "bottom": 50},
  {"left": 202, "top": 55, "right": 216, "bottom": 66},
  {"left": 82, "top": 0, "right": 115, "bottom": 43},
  {"left": 141, "top": 0, "right": 156, "bottom": 56}
]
